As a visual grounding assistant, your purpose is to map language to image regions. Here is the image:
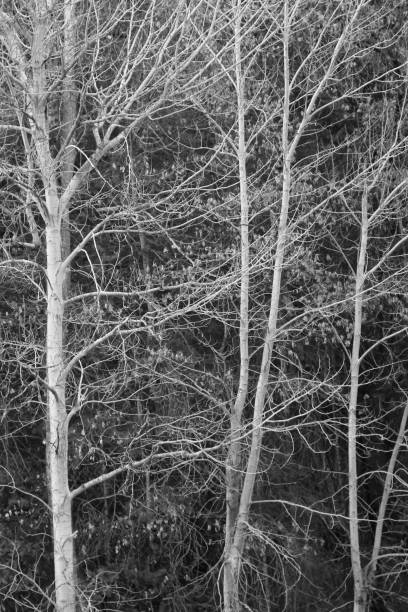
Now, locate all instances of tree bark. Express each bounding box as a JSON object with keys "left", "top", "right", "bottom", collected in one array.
[
  {"left": 46, "top": 215, "right": 75, "bottom": 611},
  {"left": 364, "top": 400, "right": 408, "bottom": 608},
  {"left": 31, "top": 3, "right": 76, "bottom": 607},
  {"left": 60, "top": 0, "right": 78, "bottom": 297},
  {"left": 223, "top": 0, "right": 249, "bottom": 608},
  {"left": 348, "top": 189, "right": 368, "bottom": 612}
]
